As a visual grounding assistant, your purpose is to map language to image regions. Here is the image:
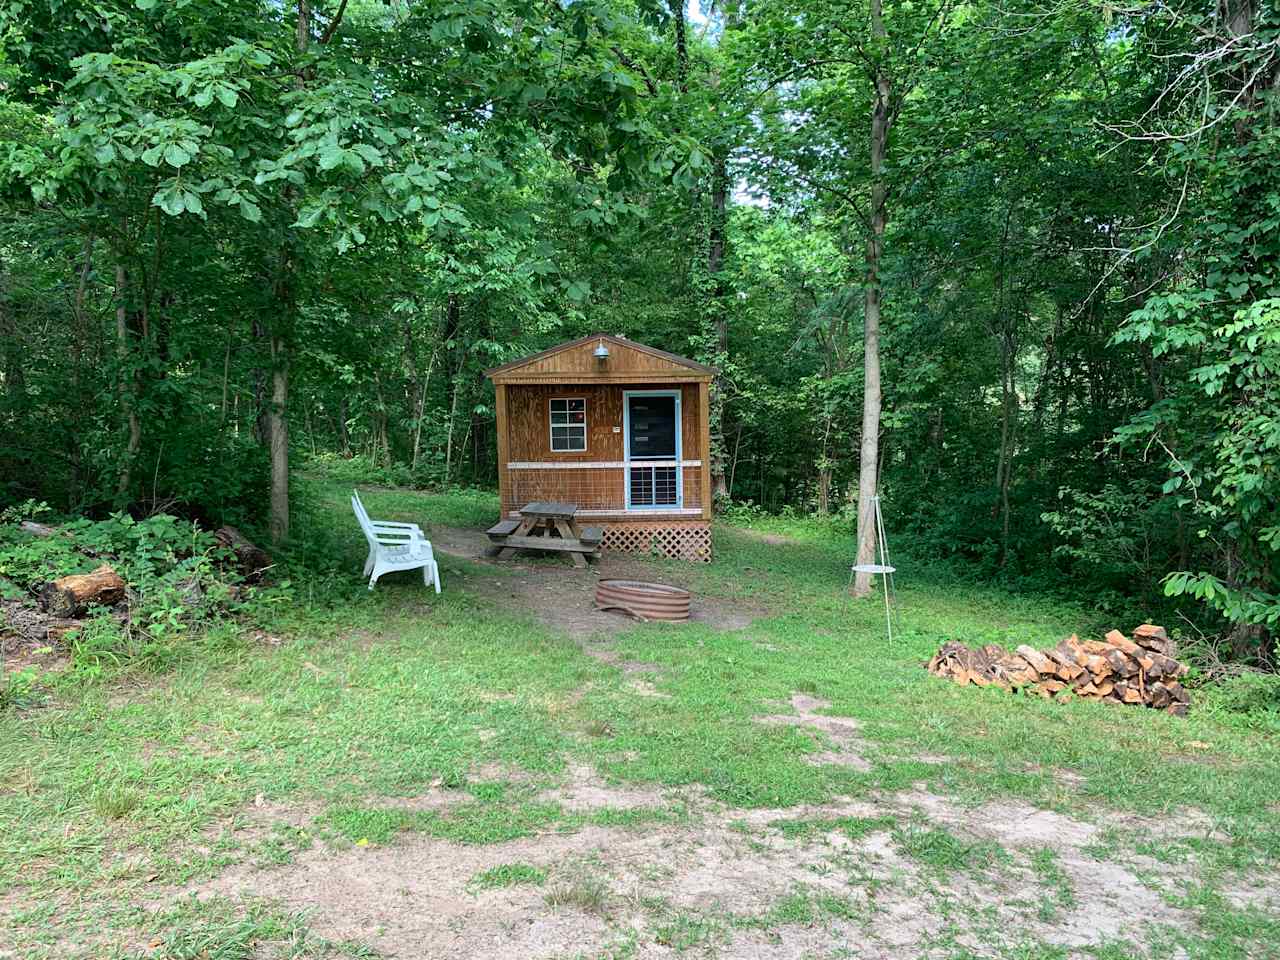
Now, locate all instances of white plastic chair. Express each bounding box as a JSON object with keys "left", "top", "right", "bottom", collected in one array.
[{"left": 351, "top": 493, "right": 441, "bottom": 593}]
